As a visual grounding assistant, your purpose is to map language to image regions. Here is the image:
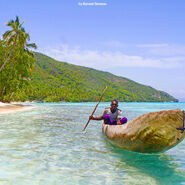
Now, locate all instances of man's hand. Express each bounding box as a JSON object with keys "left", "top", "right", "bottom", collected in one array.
[
  {"left": 89, "top": 115, "right": 94, "bottom": 120},
  {"left": 89, "top": 115, "right": 103, "bottom": 120},
  {"left": 117, "top": 118, "right": 121, "bottom": 125}
]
